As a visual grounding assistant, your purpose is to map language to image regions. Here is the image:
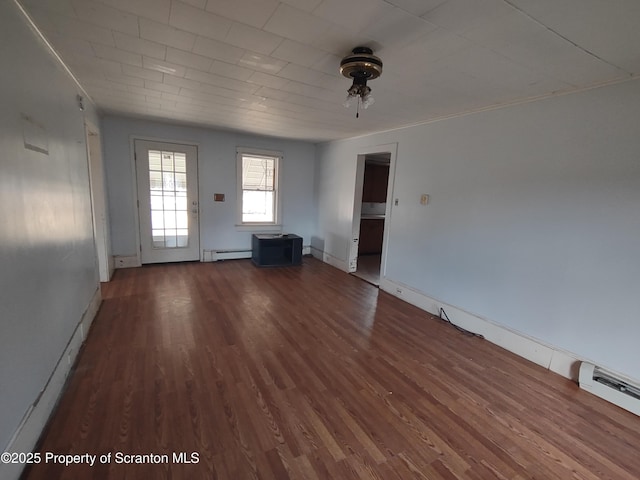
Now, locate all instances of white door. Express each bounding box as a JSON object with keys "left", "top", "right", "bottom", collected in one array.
[{"left": 135, "top": 140, "right": 200, "bottom": 263}]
